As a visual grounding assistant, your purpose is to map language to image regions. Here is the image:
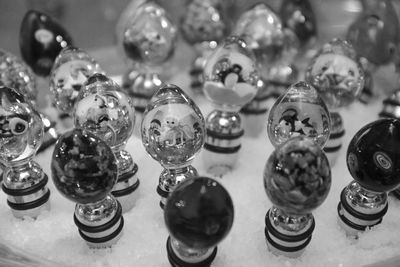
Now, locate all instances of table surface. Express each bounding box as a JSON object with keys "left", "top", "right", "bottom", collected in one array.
[{"left": 1, "top": 42, "right": 400, "bottom": 267}]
